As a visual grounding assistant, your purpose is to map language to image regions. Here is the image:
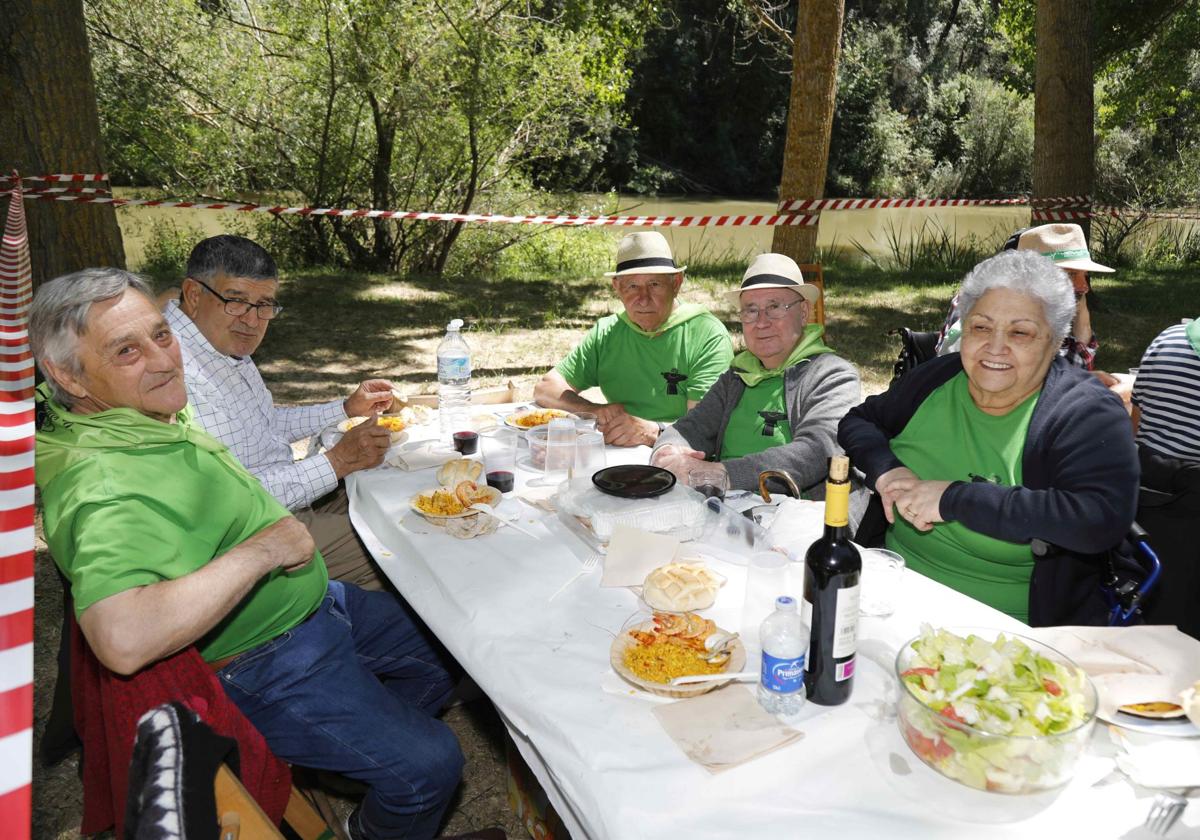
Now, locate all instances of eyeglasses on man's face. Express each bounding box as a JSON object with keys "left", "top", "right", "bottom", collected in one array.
[
  {"left": 738, "top": 300, "right": 803, "bottom": 324},
  {"left": 193, "top": 278, "right": 283, "bottom": 320},
  {"left": 616, "top": 278, "right": 673, "bottom": 297}
]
